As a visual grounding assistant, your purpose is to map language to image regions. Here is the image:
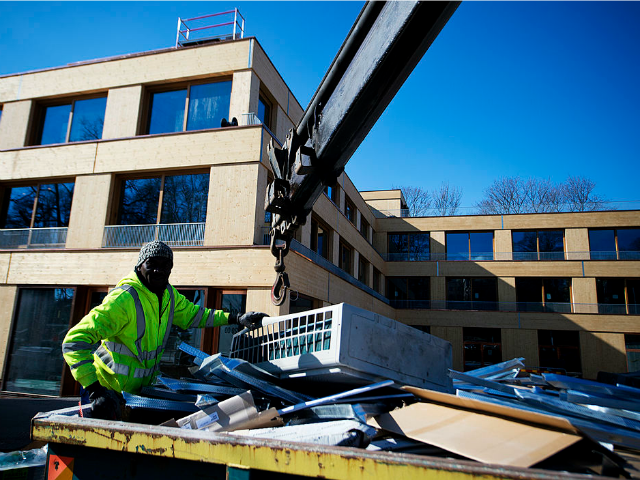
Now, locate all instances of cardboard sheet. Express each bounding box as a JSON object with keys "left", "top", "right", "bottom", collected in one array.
[
  {"left": 369, "top": 402, "right": 581, "bottom": 468},
  {"left": 403, "top": 386, "right": 579, "bottom": 434}
]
